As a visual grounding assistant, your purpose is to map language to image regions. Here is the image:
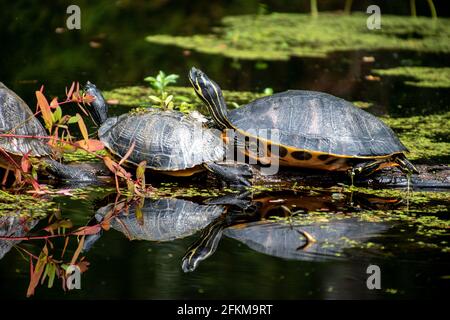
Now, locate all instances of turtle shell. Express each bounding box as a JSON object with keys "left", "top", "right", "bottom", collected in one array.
[
  {"left": 228, "top": 90, "right": 407, "bottom": 157},
  {"left": 224, "top": 218, "right": 388, "bottom": 261},
  {"left": 96, "top": 198, "right": 225, "bottom": 241},
  {"left": 98, "top": 109, "right": 224, "bottom": 171},
  {"left": 0, "top": 82, "right": 51, "bottom": 157}
]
